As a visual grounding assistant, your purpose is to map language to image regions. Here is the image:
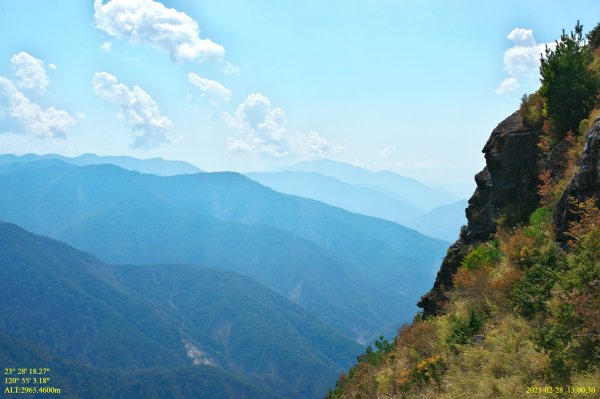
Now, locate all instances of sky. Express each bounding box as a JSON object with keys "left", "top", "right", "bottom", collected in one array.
[{"left": 1, "top": 0, "right": 599, "bottom": 198}]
